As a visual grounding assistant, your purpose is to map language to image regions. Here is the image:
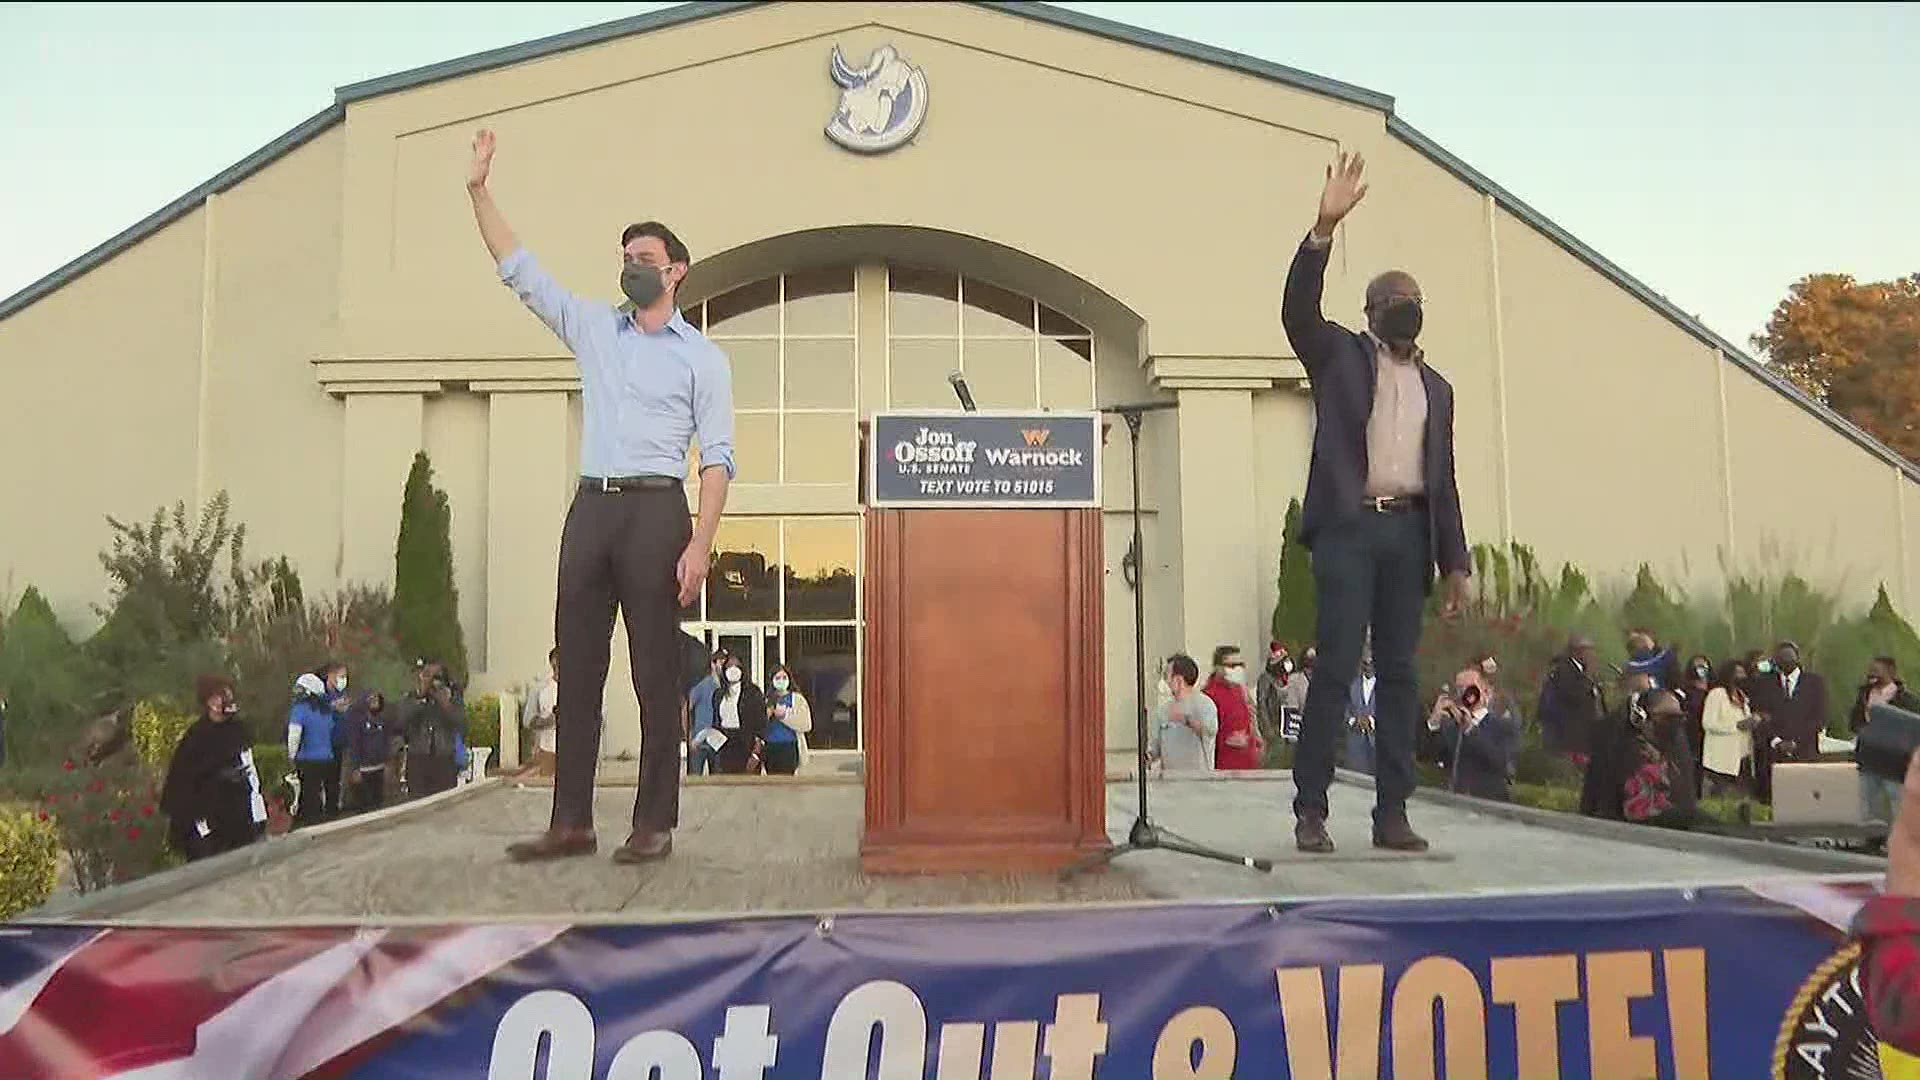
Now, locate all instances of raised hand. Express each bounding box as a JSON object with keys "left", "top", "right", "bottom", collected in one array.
[
  {"left": 1315, "top": 151, "right": 1368, "bottom": 232},
  {"left": 468, "top": 129, "right": 497, "bottom": 190}
]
